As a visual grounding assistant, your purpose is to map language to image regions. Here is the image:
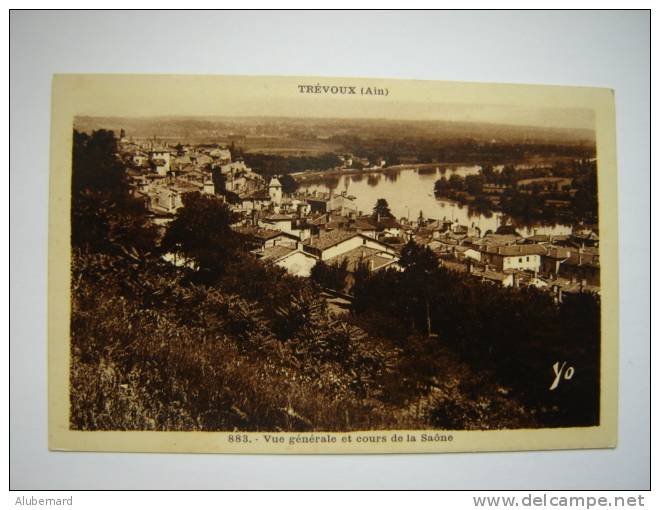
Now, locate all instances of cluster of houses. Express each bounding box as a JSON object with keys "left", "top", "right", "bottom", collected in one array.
[
  {"left": 338, "top": 154, "right": 387, "bottom": 170},
  {"left": 233, "top": 205, "right": 404, "bottom": 281},
  {"left": 120, "top": 138, "right": 599, "bottom": 303},
  {"left": 413, "top": 218, "right": 600, "bottom": 302},
  {"left": 120, "top": 139, "right": 403, "bottom": 281},
  {"left": 233, "top": 188, "right": 600, "bottom": 304},
  {"left": 123, "top": 139, "right": 263, "bottom": 218}
]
